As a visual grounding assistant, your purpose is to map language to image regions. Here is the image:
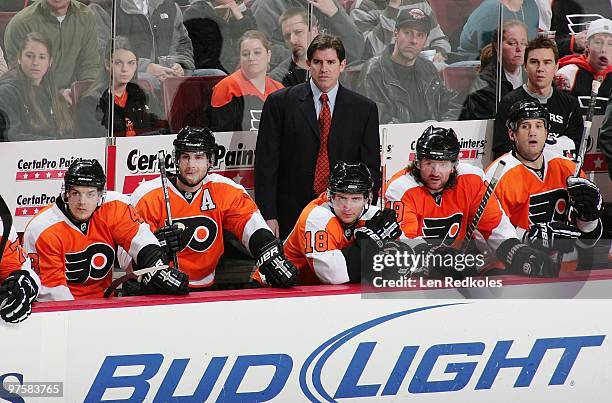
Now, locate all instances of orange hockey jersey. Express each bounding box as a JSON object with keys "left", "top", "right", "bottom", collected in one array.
[
  {"left": 0, "top": 218, "right": 38, "bottom": 284},
  {"left": 23, "top": 192, "right": 159, "bottom": 301},
  {"left": 485, "top": 149, "right": 582, "bottom": 238},
  {"left": 252, "top": 193, "right": 380, "bottom": 286},
  {"left": 131, "top": 173, "right": 269, "bottom": 288},
  {"left": 385, "top": 163, "right": 516, "bottom": 251}
]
